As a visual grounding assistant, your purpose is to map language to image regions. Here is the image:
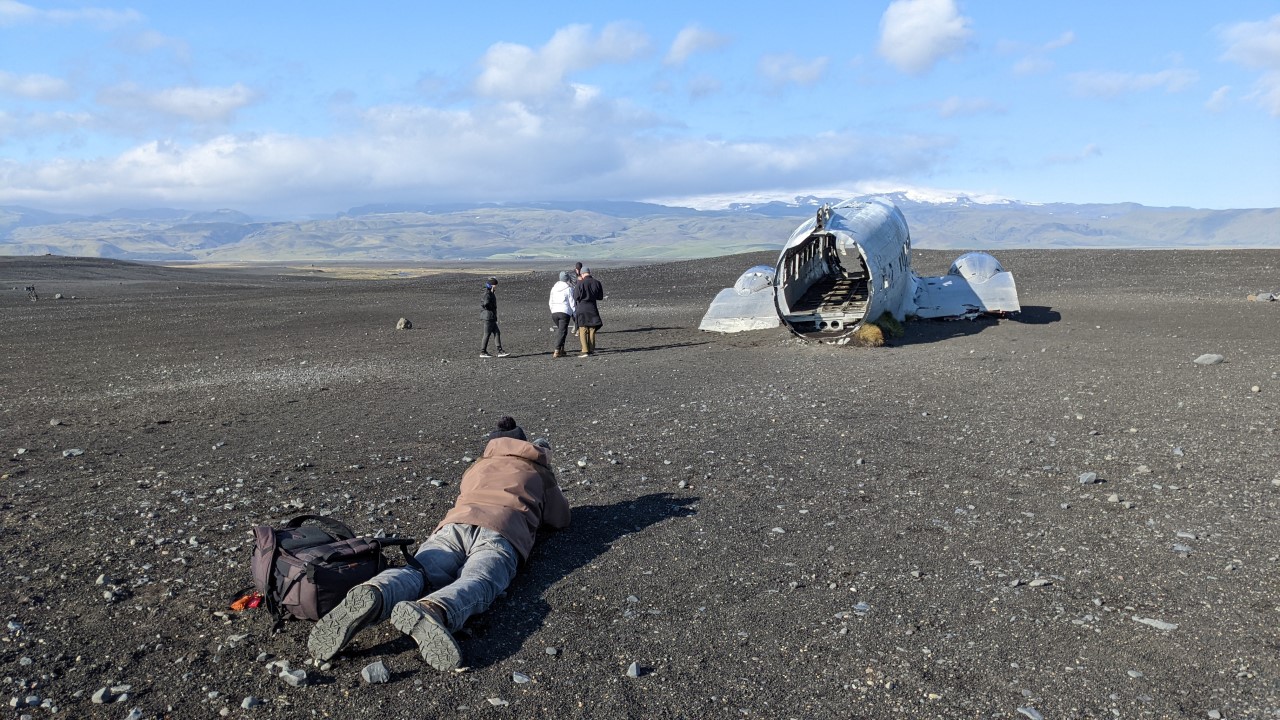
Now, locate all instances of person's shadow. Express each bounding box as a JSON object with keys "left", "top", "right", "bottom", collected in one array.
[{"left": 461, "top": 492, "right": 699, "bottom": 667}]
